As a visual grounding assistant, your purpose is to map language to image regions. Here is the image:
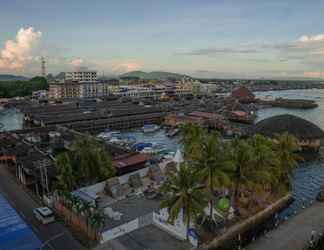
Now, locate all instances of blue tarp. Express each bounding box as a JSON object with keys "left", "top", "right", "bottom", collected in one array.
[{"left": 0, "top": 193, "right": 42, "bottom": 250}]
